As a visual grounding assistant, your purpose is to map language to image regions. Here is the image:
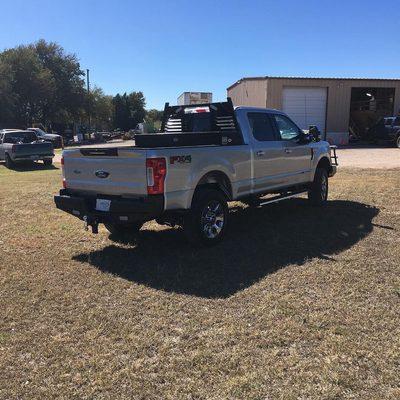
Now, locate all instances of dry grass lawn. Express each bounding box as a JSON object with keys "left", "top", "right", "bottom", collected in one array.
[{"left": 0, "top": 163, "right": 399, "bottom": 399}]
